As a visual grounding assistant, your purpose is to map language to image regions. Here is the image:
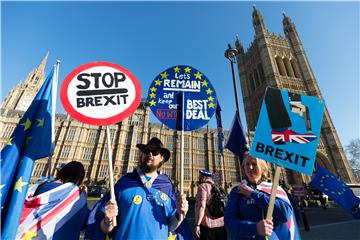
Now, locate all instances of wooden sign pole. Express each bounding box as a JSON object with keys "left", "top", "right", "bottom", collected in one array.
[
  {"left": 106, "top": 126, "right": 117, "bottom": 227},
  {"left": 266, "top": 166, "right": 281, "bottom": 220}
]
